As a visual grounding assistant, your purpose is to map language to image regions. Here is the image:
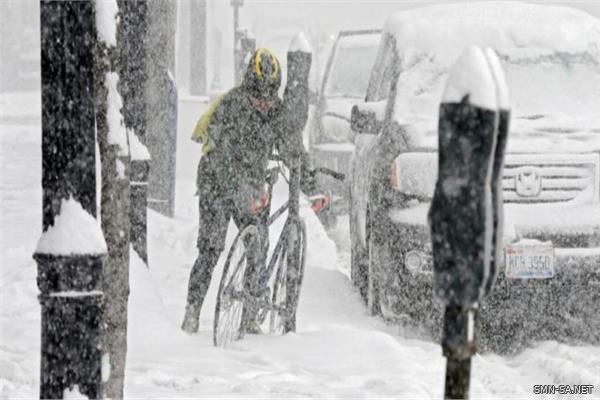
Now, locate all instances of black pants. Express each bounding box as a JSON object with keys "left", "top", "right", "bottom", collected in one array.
[{"left": 185, "top": 185, "right": 269, "bottom": 318}]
